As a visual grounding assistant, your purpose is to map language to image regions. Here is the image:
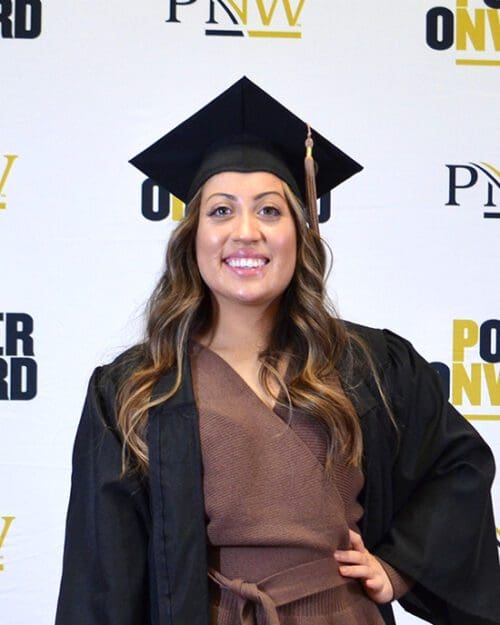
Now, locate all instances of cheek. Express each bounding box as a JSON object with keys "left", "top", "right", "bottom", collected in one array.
[
  {"left": 194, "top": 230, "right": 208, "bottom": 278},
  {"left": 286, "top": 249, "right": 298, "bottom": 283},
  {"left": 195, "top": 228, "right": 223, "bottom": 286},
  {"left": 196, "top": 225, "right": 223, "bottom": 257},
  {"left": 279, "top": 230, "right": 297, "bottom": 275},
  {"left": 195, "top": 227, "right": 212, "bottom": 264}
]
